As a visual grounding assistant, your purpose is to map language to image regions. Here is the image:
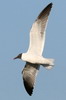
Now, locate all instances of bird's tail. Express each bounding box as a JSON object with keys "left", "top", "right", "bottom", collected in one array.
[{"left": 41, "top": 58, "right": 55, "bottom": 70}]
